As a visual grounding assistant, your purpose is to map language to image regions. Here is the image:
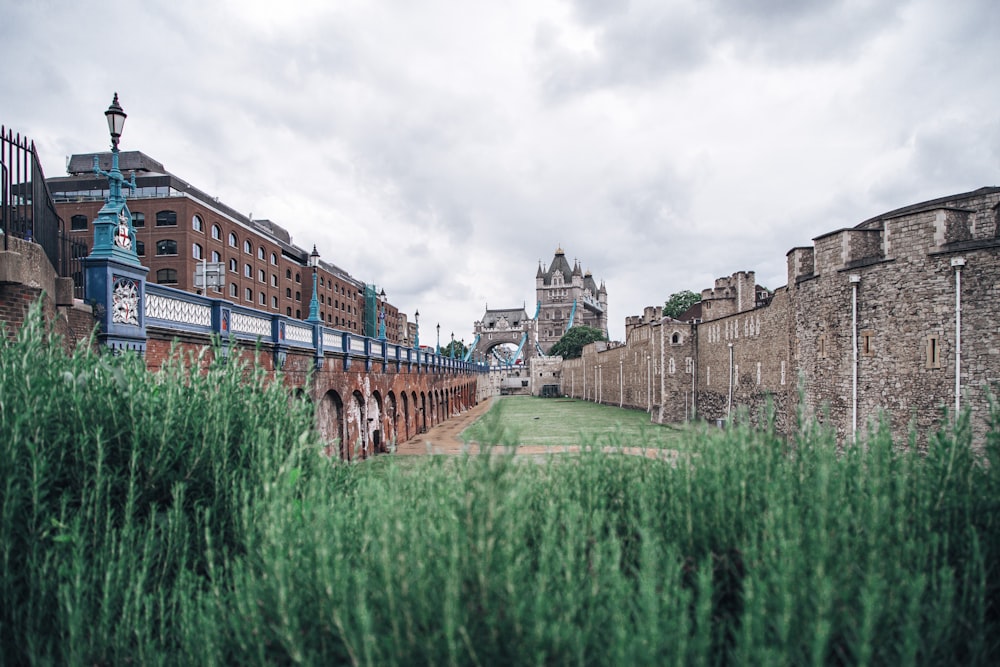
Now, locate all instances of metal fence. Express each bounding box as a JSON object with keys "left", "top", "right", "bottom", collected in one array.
[{"left": 2, "top": 125, "right": 87, "bottom": 298}]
